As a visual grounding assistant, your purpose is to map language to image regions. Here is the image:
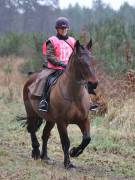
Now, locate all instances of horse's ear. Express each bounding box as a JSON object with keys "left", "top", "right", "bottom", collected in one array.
[
  {"left": 74, "top": 40, "right": 81, "bottom": 54},
  {"left": 75, "top": 40, "right": 80, "bottom": 48},
  {"left": 86, "top": 39, "right": 92, "bottom": 50}
]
